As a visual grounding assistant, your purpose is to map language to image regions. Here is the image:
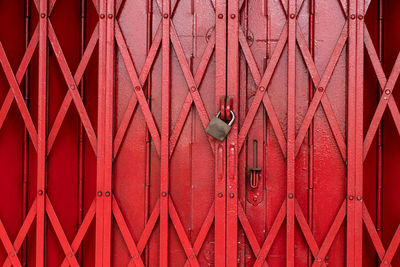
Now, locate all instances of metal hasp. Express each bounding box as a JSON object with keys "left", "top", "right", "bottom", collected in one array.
[{"left": 249, "top": 140, "right": 261, "bottom": 189}]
